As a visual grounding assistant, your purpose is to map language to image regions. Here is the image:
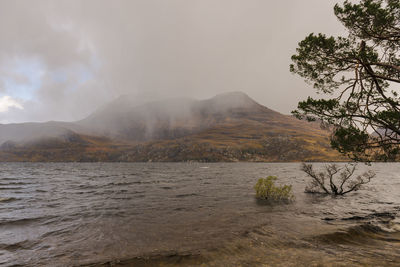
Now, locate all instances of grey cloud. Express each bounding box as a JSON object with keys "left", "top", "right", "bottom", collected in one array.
[{"left": 0, "top": 0, "right": 345, "bottom": 123}]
